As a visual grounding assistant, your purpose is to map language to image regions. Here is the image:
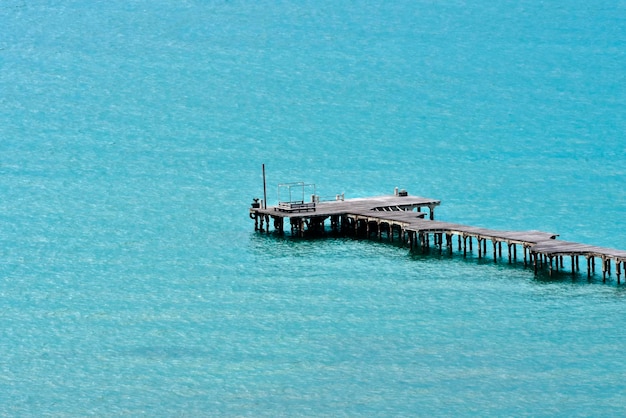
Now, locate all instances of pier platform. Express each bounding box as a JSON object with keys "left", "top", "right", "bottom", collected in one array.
[{"left": 249, "top": 191, "right": 626, "bottom": 283}]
